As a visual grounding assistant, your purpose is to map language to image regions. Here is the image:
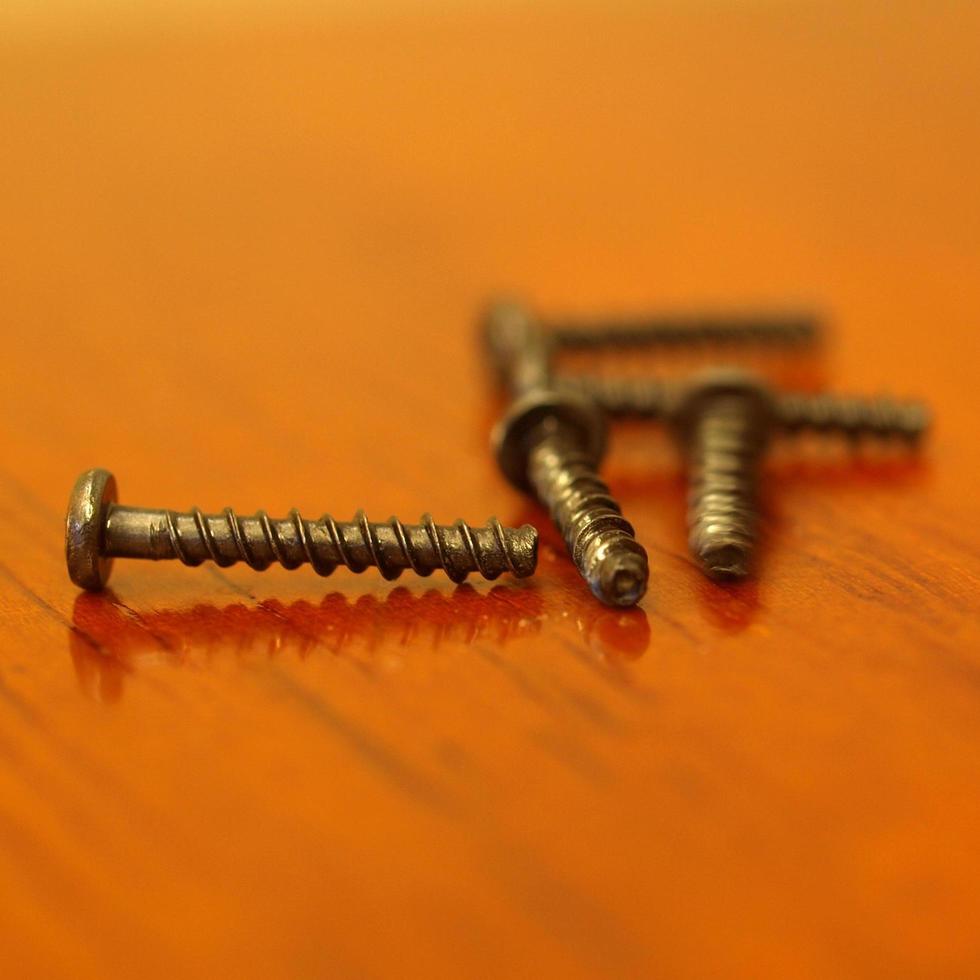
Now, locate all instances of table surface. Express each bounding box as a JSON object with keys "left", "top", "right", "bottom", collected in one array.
[{"left": 2, "top": 3, "right": 979, "bottom": 977}]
